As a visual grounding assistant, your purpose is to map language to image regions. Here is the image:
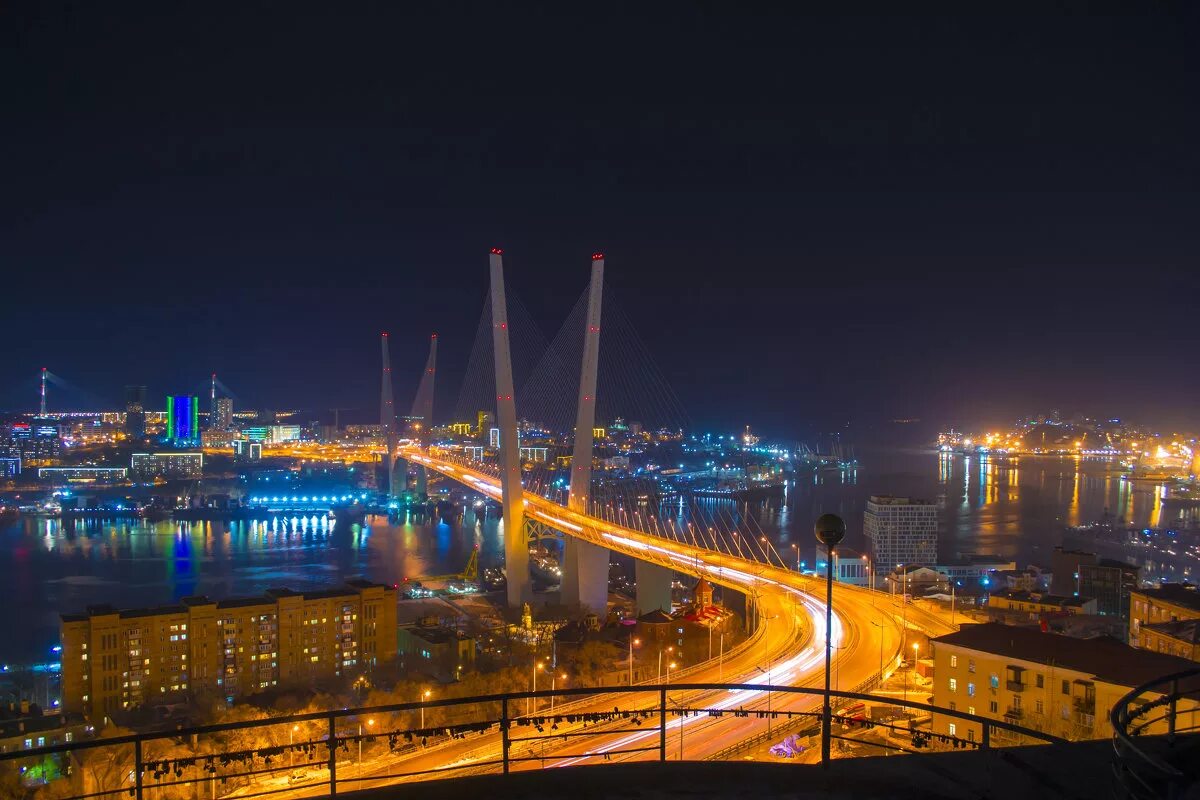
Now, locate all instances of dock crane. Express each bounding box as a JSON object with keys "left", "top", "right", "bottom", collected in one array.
[{"left": 401, "top": 546, "right": 480, "bottom": 595}]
